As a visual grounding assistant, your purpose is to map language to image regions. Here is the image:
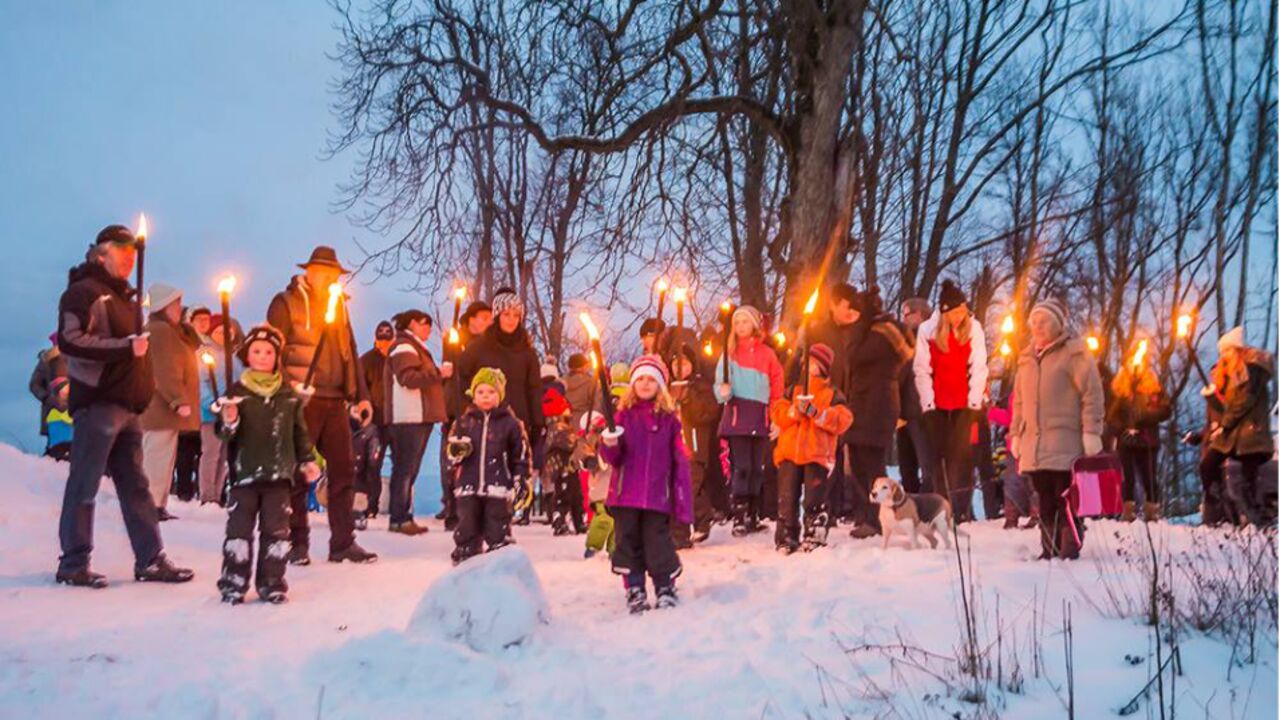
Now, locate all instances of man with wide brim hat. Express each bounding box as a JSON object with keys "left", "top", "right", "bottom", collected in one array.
[{"left": 267, "top": 245, "right": 376, "bottom": 565}]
